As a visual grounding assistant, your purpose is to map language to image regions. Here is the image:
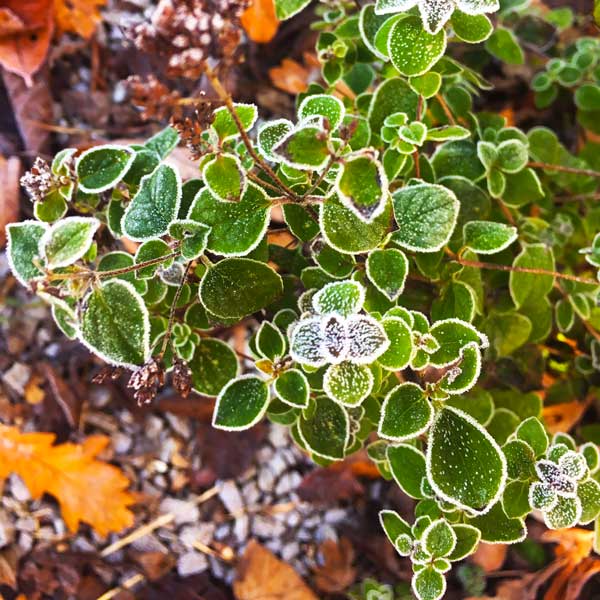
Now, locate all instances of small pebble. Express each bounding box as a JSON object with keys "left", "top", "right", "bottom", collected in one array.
[
  {"left": 177, "top": 551, "right": 208, "bottom": 576},
  {"left": 218, "top": 481, "right": 244, "bottom": 514},
  {"left": 159, "top": 498, "right": 199, "bottom": 525}
]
